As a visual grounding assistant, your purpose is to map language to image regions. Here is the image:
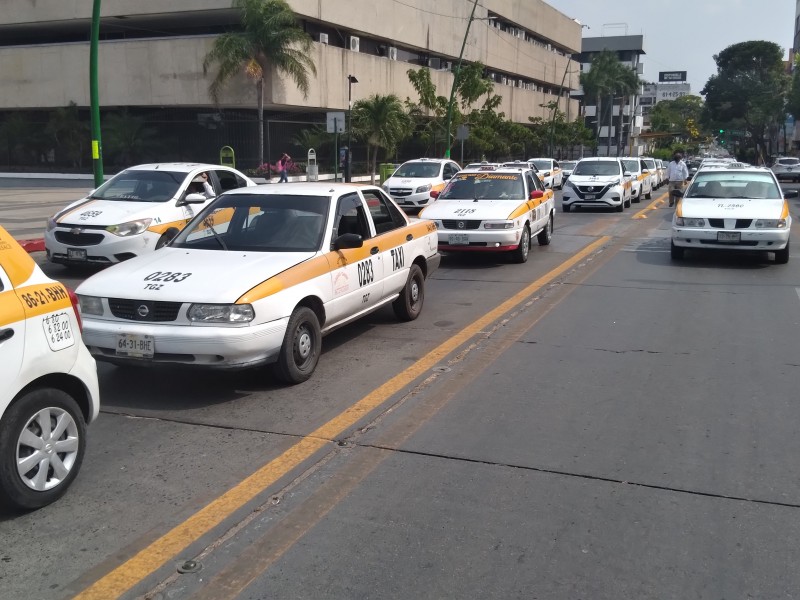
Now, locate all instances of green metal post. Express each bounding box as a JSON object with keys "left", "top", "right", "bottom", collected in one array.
[
  {"left": 90, "top": 0, "right": 103, "bottom": 187},
  {"left": 444, "top": 0, "right": 480, "bottom": 158}
]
